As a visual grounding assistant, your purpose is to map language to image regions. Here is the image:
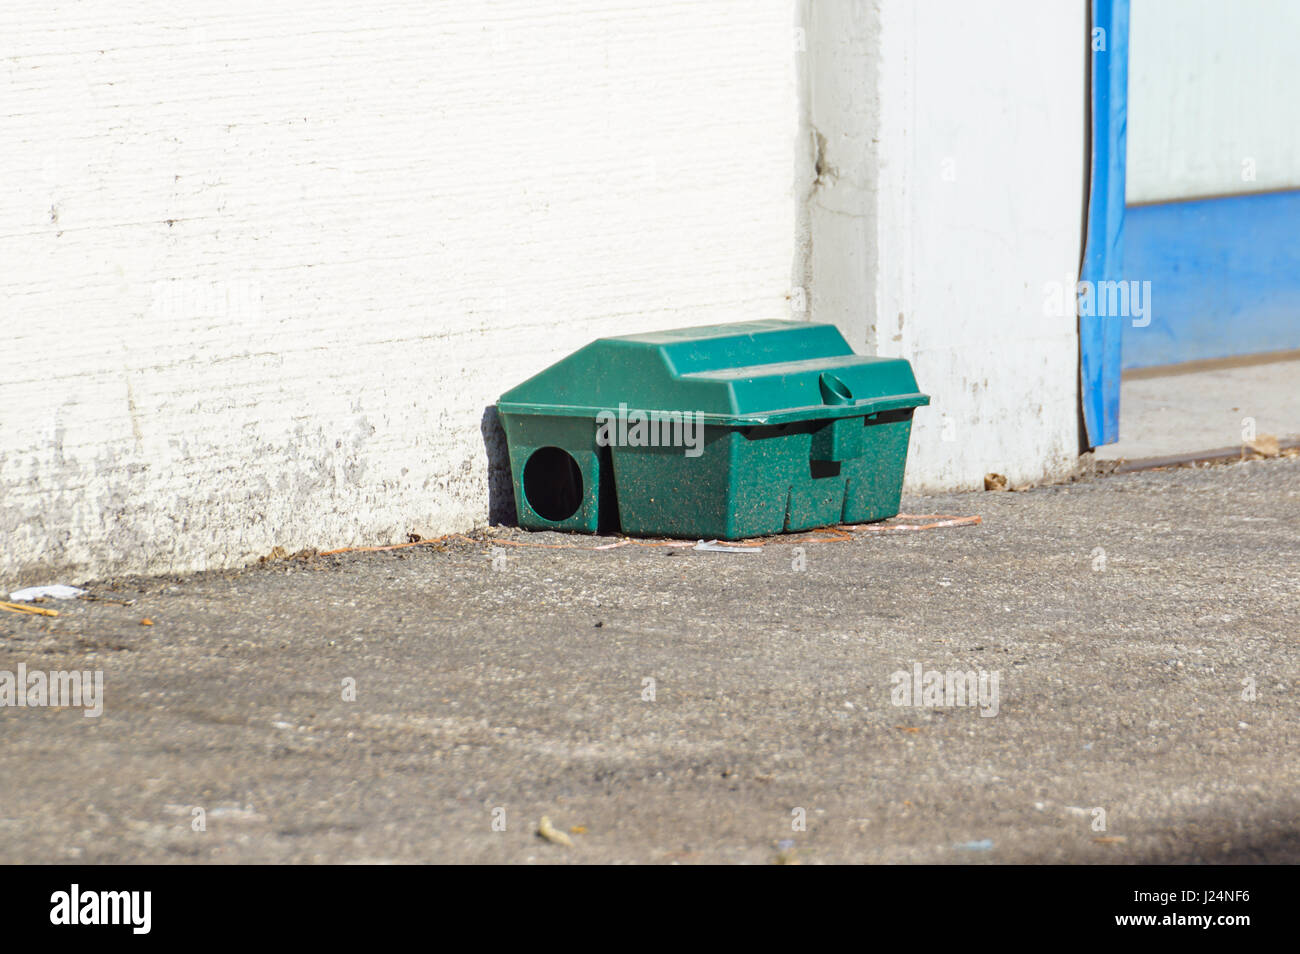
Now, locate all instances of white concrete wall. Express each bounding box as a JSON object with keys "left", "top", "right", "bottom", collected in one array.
[
  {"left": 807, "top": 0, "right": 1086, "bottom": 490},
  {"left": 1128, "top": 0, "right": 1300, "bottom": 204},
  {"left": 1, "top": 1, "right": 805, "bottom": 581}
]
